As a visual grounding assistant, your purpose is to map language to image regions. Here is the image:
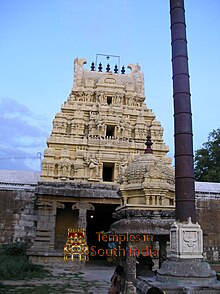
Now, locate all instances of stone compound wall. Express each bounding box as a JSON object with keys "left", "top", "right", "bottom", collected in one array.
[
  {"left": 196, "top": 195, "right": 220, "bottom": 261},
  {"left": 0, "top": 188, "right": 37, "bottom": 246},
  {"left": 0, "top": 185, "right": 220, "bottom": 262}
]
